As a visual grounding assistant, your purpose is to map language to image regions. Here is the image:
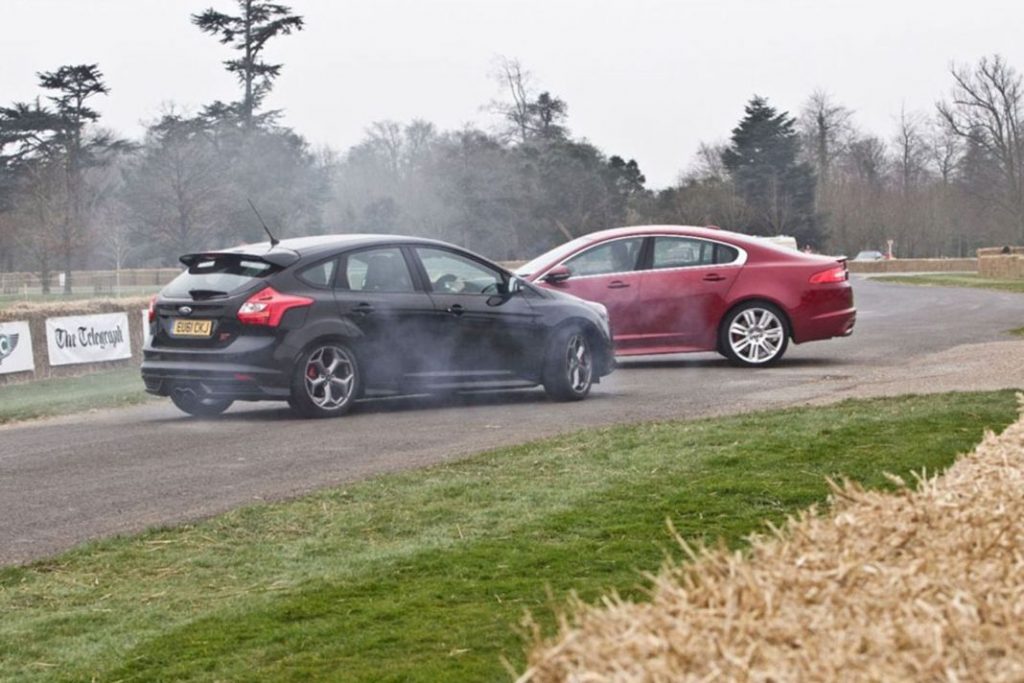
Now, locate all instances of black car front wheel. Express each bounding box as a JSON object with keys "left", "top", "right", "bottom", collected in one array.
[
  {"left": 170, "top": 390, "right": 233, "bottom": 417},
  {"left": 290, "top": 342, "right": 361, "bottom": 418},
  {"left": 542, "top": 326, "right": 593, "bottom": 401}
]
